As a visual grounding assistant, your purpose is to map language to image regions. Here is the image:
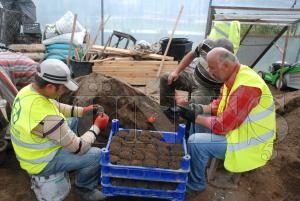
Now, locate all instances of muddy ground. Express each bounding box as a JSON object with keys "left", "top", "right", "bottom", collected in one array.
[{"left": 0, "top": 74, "right": 299, "bottom": 201}]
